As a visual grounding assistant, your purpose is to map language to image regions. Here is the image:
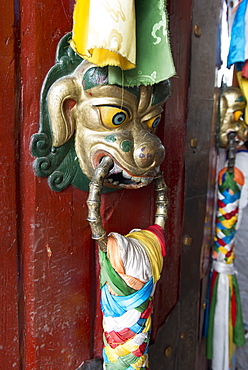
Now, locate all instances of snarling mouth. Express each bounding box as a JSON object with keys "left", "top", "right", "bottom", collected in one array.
[
  {"left": 104, "top": 161, "right": 154, "bottom": 189},
  {"left": 227, "top": 130, "right": 246, "bottom": 147},
  {"left": 93, "top": 152, "right": 157, "bottom": 189}
]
